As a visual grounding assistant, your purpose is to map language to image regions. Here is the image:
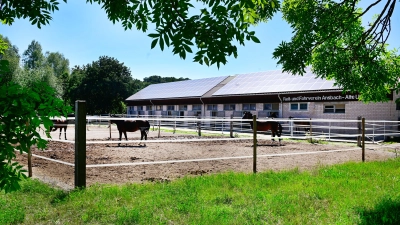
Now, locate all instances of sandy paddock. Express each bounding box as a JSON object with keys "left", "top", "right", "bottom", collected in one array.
[{"left": 14, "top": 125, "right": 398, "bottom": 190}]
